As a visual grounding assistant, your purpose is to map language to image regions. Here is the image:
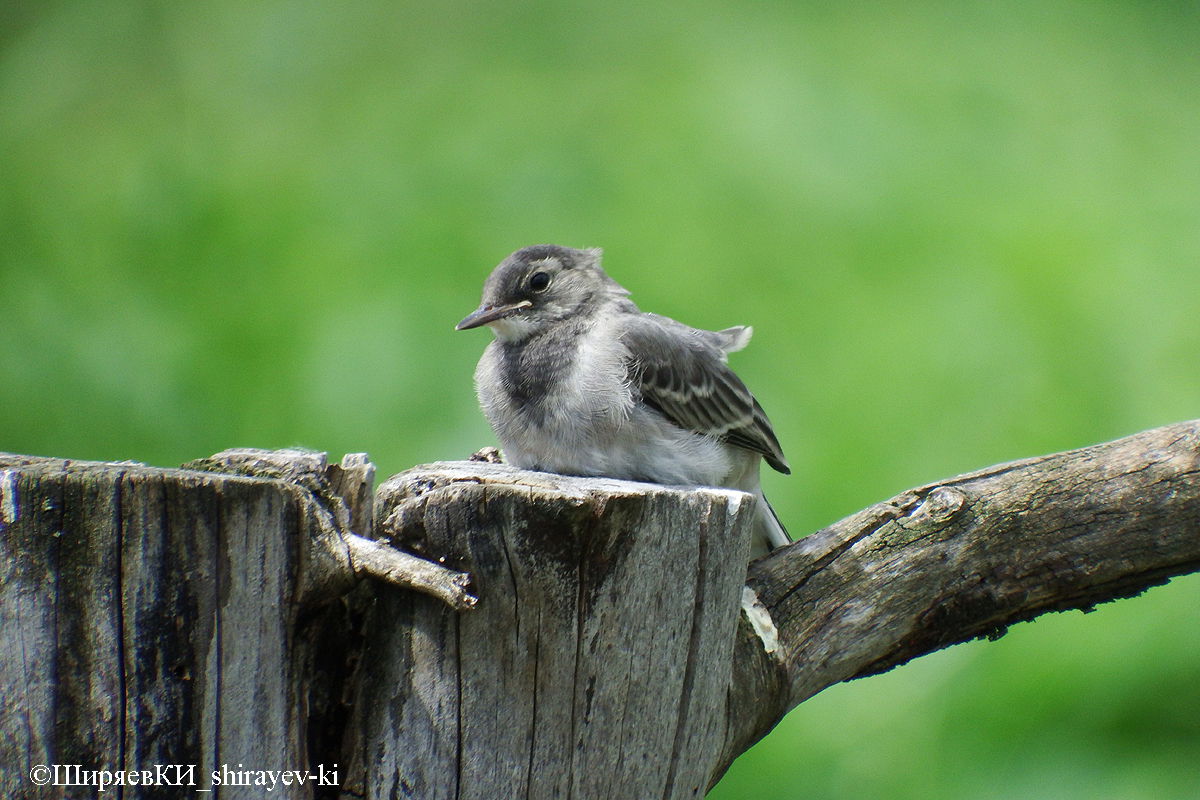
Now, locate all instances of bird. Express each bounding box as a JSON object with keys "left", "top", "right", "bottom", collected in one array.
[{"left": 456, "top": 244, "right": 790, "bottom": 559}]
